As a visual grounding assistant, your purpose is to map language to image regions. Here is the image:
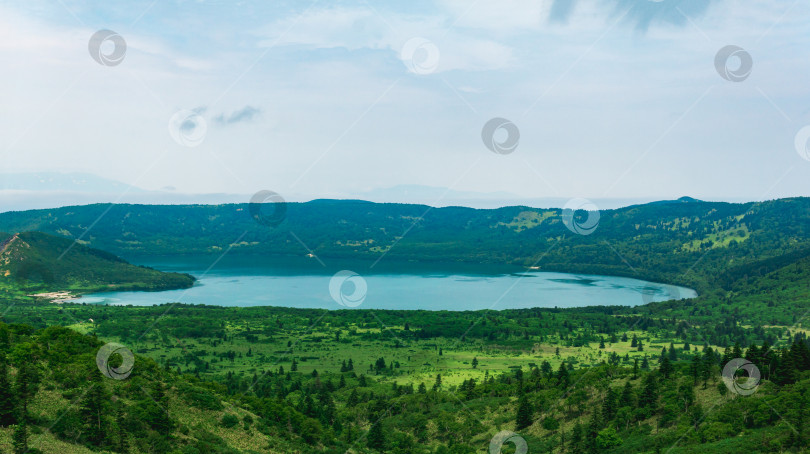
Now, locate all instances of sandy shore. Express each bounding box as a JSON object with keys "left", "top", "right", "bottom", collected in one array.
[{"left": 29, "top": 291, "right": 78, "bottom": 304}]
